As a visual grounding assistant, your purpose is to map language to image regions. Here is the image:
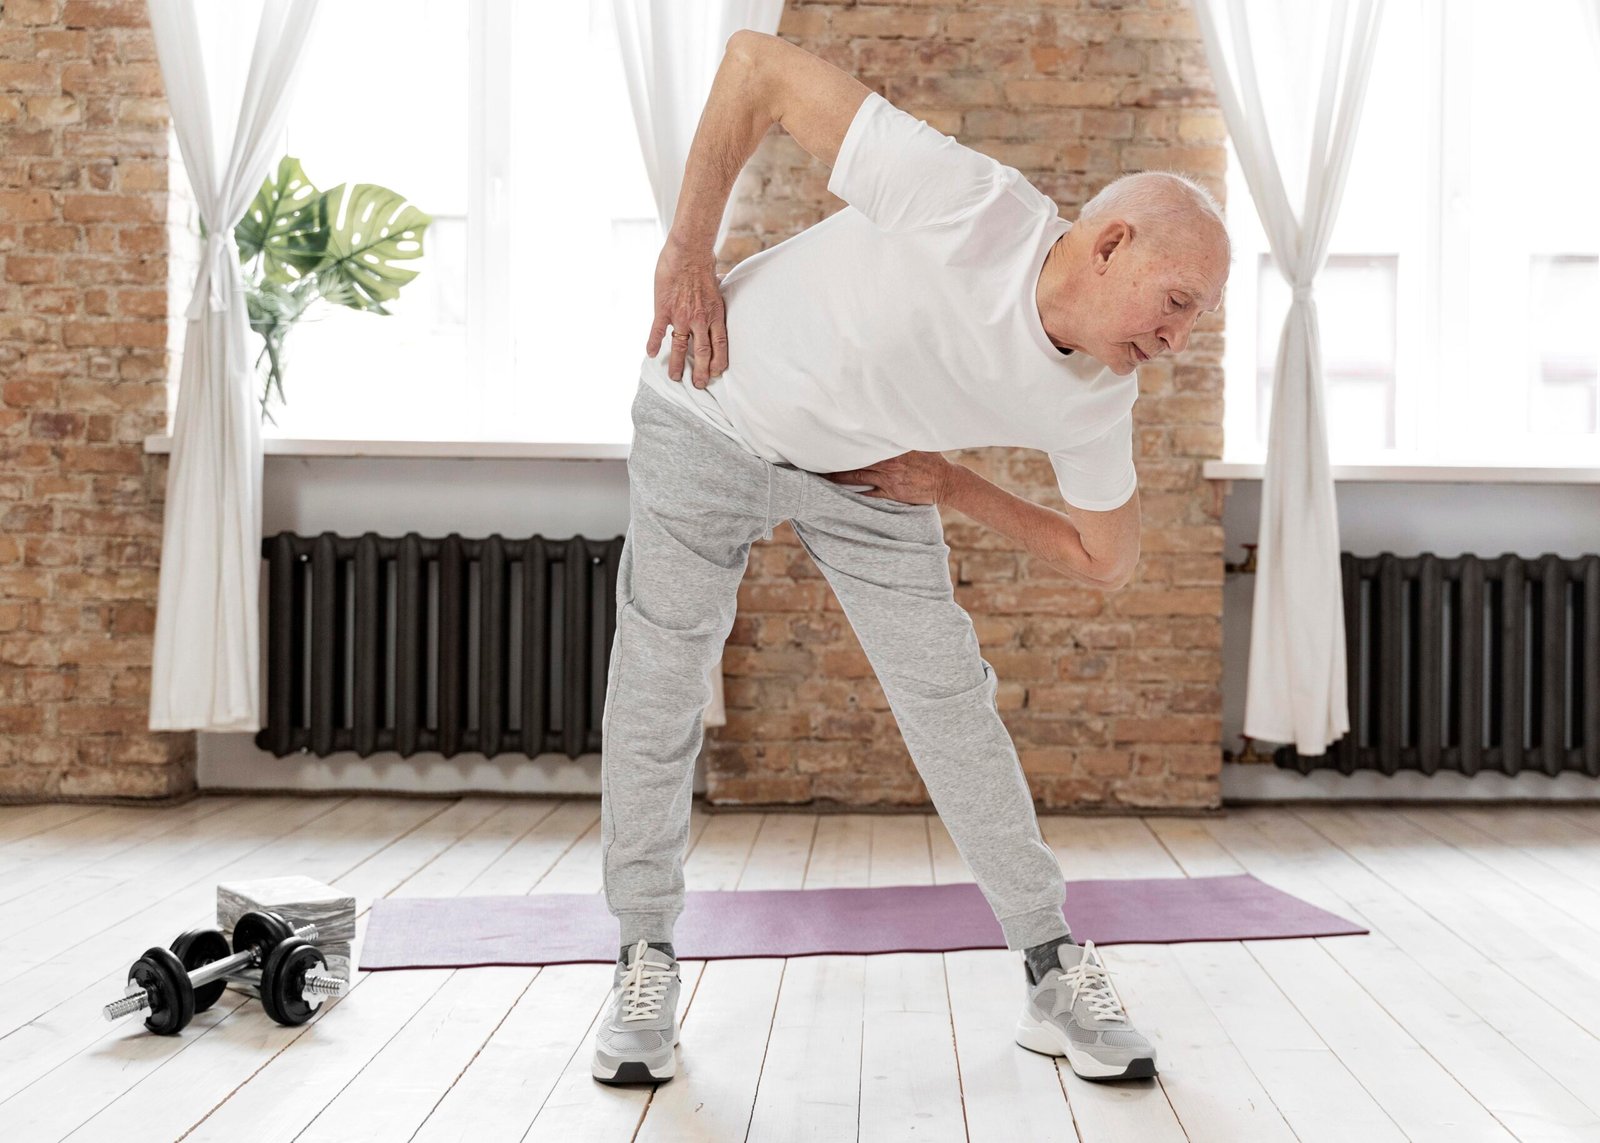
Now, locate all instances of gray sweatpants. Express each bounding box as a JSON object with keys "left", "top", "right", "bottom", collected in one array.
[{"left": 600, "top": 378, "right": 1071, "bottom": 953}]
